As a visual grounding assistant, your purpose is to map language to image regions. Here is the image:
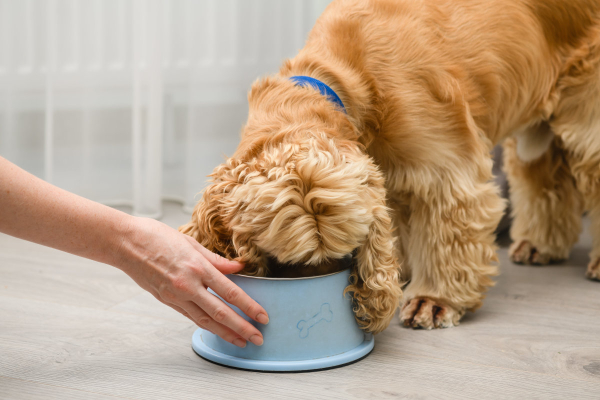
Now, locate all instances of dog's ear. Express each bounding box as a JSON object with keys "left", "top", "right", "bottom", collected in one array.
[
  {"left": 179, "top": 162, "right": 237, "bottom": 259},
  {"left": 179, "top": 160, "right": 268, "bottom": 275},
  {"left": 344, "top": 172, "right": 403, "bottom": 334}
]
